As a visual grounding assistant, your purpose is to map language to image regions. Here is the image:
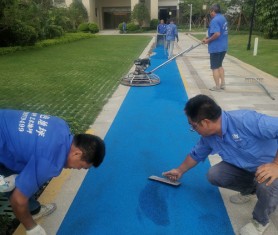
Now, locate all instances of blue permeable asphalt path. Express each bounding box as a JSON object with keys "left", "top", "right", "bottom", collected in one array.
[{"left": 57, "top": 46, "right": 234, "bottom": 235}]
